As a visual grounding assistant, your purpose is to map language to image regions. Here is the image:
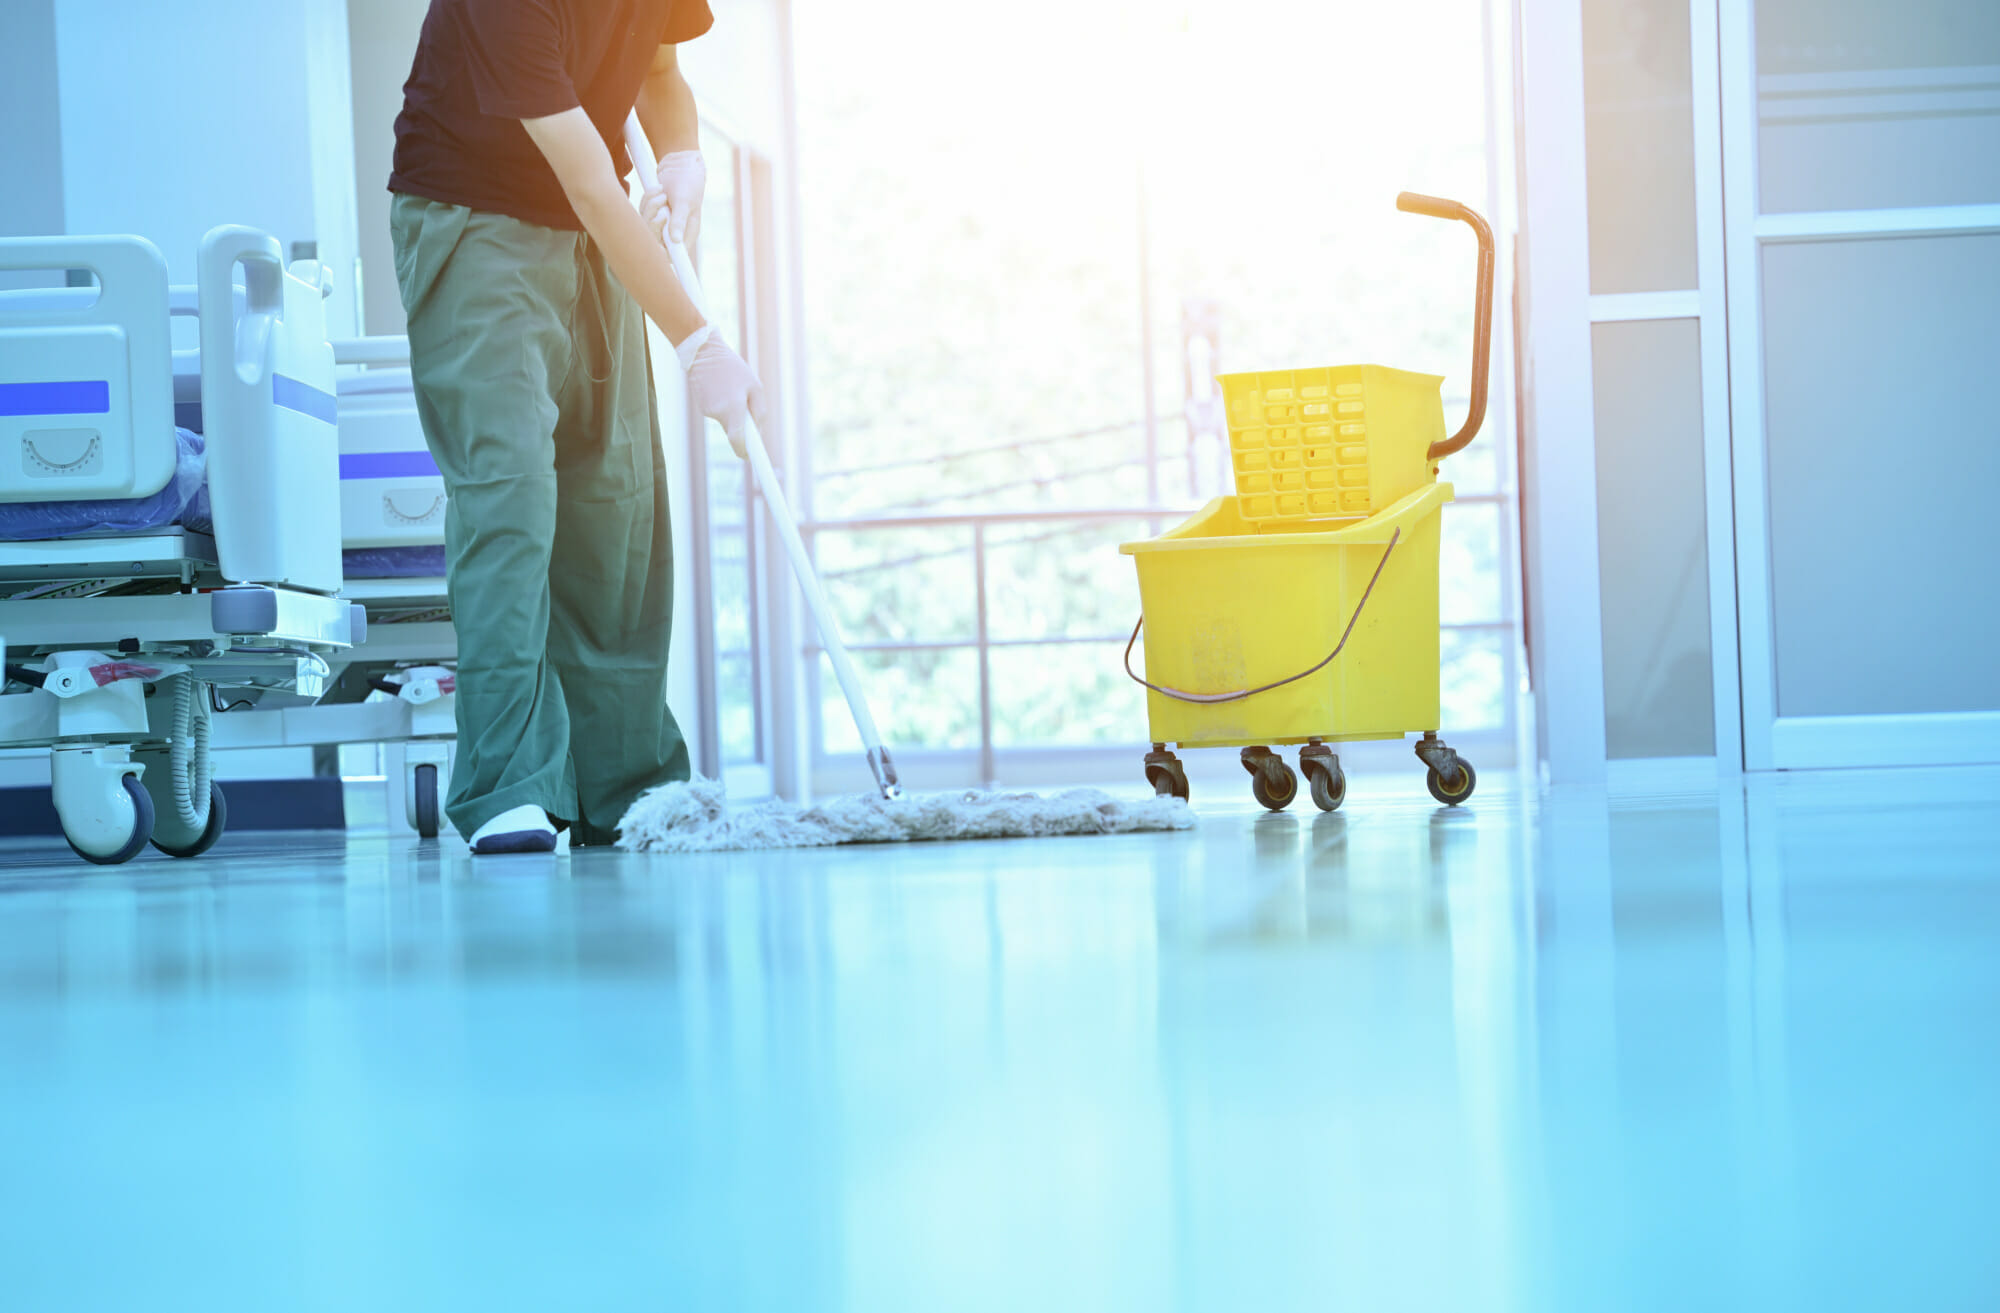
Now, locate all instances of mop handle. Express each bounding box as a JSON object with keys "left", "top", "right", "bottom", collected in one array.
[{"left": 623, "top": 115, "right": 900, "bottom": 799}]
